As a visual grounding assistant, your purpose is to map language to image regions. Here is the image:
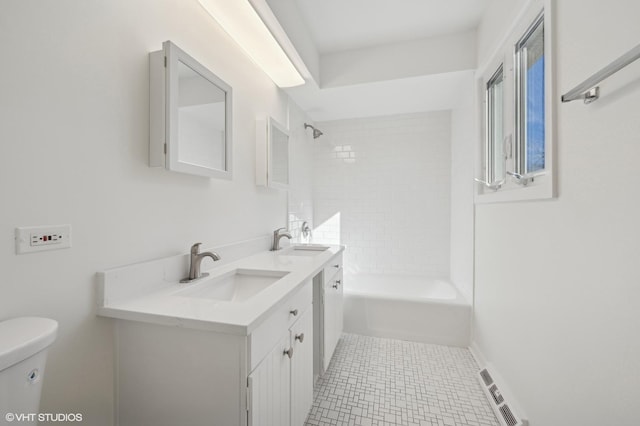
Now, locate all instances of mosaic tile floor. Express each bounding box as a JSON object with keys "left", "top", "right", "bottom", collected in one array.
[{"left": 305, "top": 334, "right": 499, "bottom": 426}]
